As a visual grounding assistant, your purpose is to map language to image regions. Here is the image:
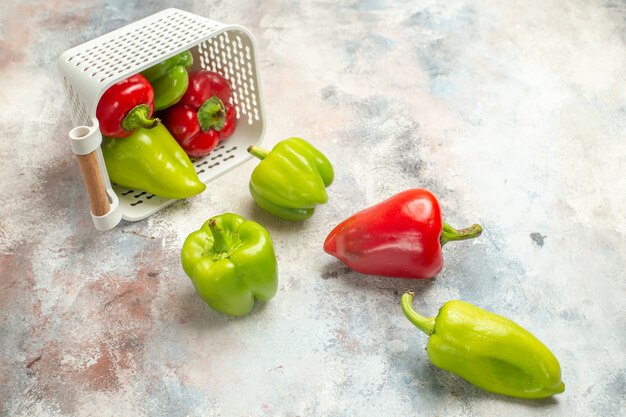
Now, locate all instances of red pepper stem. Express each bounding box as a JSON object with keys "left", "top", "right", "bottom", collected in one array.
[
  {"left": 197, "top": 96, "right": 226, "bottom": 132},
  {"left": 440, "top": 223, "right": 482, "bottom": 246},
  {"left": 401, "top": 291, "right": 436, "bottom": 335},
  {"left": 121, "top": 104, "right": 160, "bottom": 132},
  {"left": 247, "top": 146, "right": 269, "bottom": 160}
]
